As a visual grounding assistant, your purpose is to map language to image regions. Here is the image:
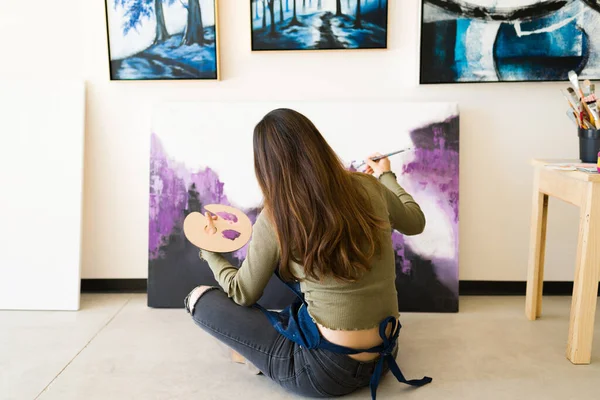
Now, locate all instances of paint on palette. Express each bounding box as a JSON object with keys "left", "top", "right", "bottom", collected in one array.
[
  {"left": 222, "top": 229, "right": 242, "bottom": 240},
  {"left": 421, "top": 0, "right": 600, "bottom": 83},
  {"left": 148, "top": 113, "right": 459, "bottom": 312},
  {"left": 216, "top": 211, "right": 239, "bottom": 223}
]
